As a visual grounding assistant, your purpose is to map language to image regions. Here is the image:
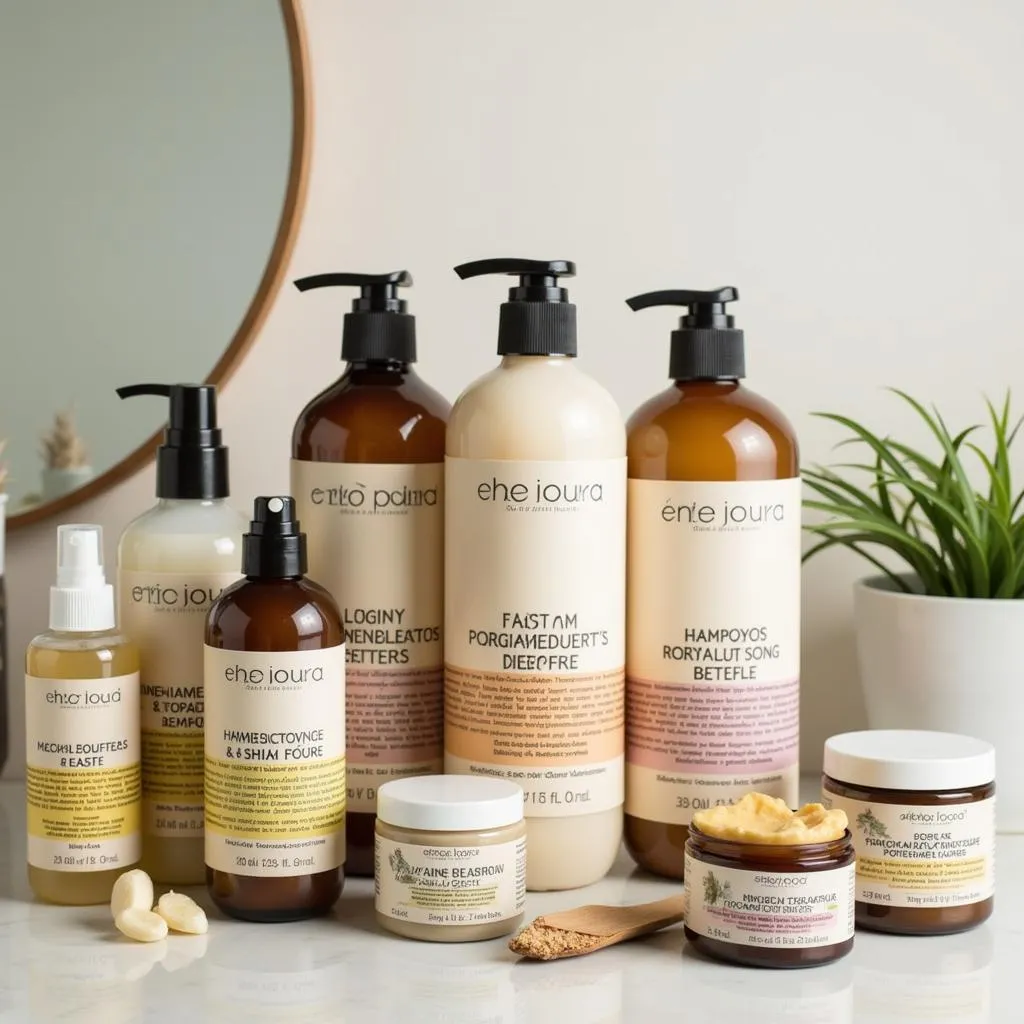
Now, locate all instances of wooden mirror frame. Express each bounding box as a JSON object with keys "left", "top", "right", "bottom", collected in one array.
[{"left": 9, "top": 0, "right": 311, "bottom": 532}]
